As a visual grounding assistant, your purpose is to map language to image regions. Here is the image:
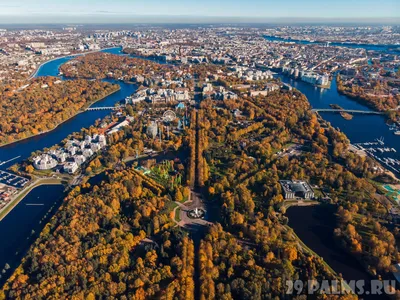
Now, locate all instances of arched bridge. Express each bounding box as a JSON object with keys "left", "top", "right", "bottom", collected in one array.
[{"left": 312, "top": 108, "right": 384, "bottom": 115}]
